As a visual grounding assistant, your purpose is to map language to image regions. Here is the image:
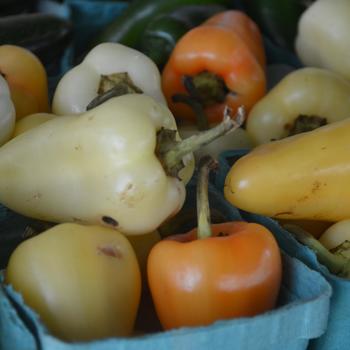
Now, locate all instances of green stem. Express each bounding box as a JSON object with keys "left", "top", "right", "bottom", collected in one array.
[
  {"left": 196, "top": 156, "right": 218, "bottom": 239},
  {"left": 158, "top": 106, "right": 245, "bottom": 178},
  {"left": 284, "top": 224, "right": 350, "bottom": 277}
]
